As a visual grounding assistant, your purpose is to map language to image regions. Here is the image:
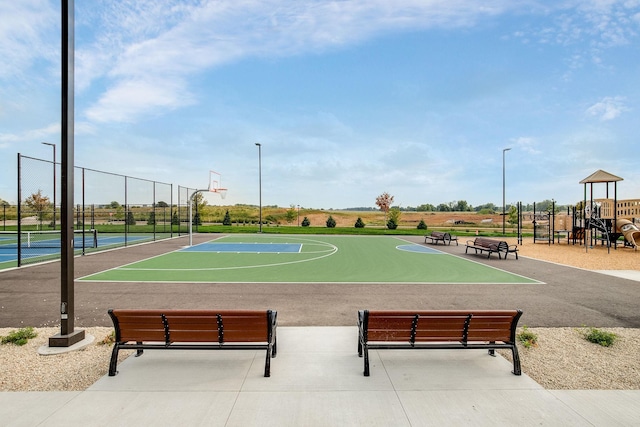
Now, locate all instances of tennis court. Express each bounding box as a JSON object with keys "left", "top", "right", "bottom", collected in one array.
[
  {"left": 0, "top": 230, "right": 155, "bottom": 268},
  {"left": 79, "top": 234, "right": 540, "bottom": 284}
]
